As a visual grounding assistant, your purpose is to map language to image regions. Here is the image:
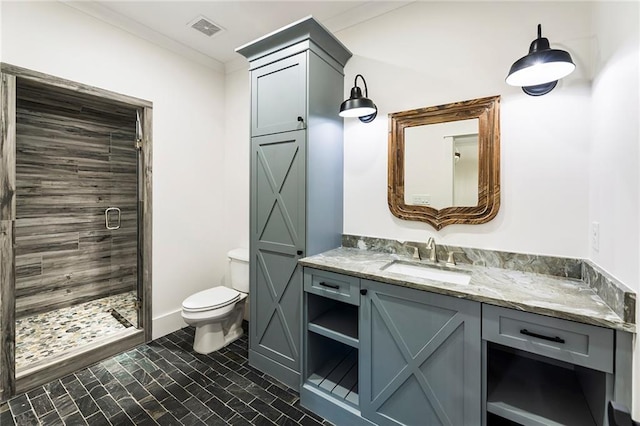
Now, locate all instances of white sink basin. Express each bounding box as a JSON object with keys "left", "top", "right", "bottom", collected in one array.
[{"left": 382, "top": 260, "right": 472, "bottom": 285}]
